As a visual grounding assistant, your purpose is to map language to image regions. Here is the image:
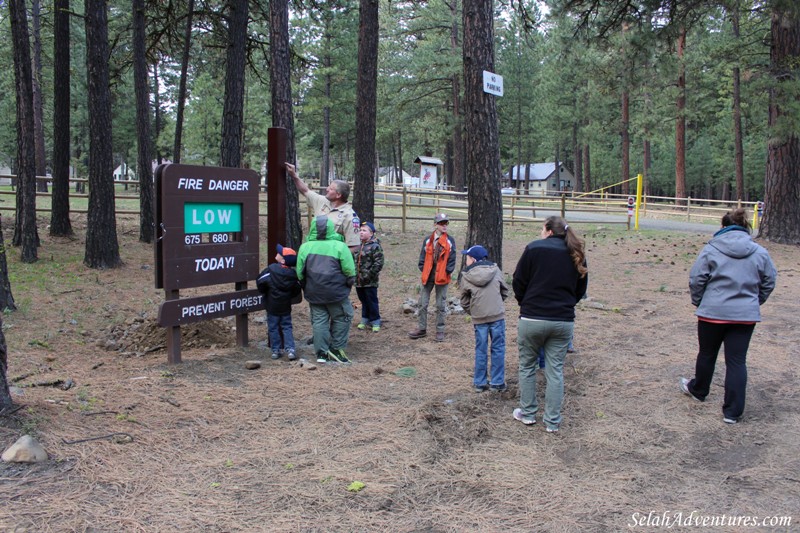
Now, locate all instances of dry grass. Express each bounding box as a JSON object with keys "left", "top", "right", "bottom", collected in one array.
[{"left": 1, "top": 214, "right": 799, "bottom": 532}]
